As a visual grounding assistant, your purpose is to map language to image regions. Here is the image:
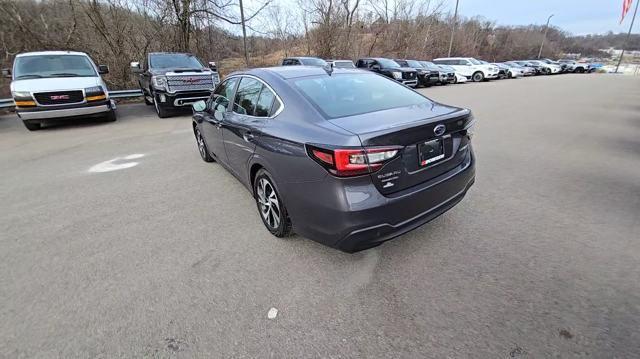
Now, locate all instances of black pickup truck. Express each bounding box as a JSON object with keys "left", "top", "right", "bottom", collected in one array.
[
  {"left": 131, "top": 52, "right": 220, "bottom": 118},
  {"left": 355, "top": 58, "right": 418, "bottom": 87}
]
